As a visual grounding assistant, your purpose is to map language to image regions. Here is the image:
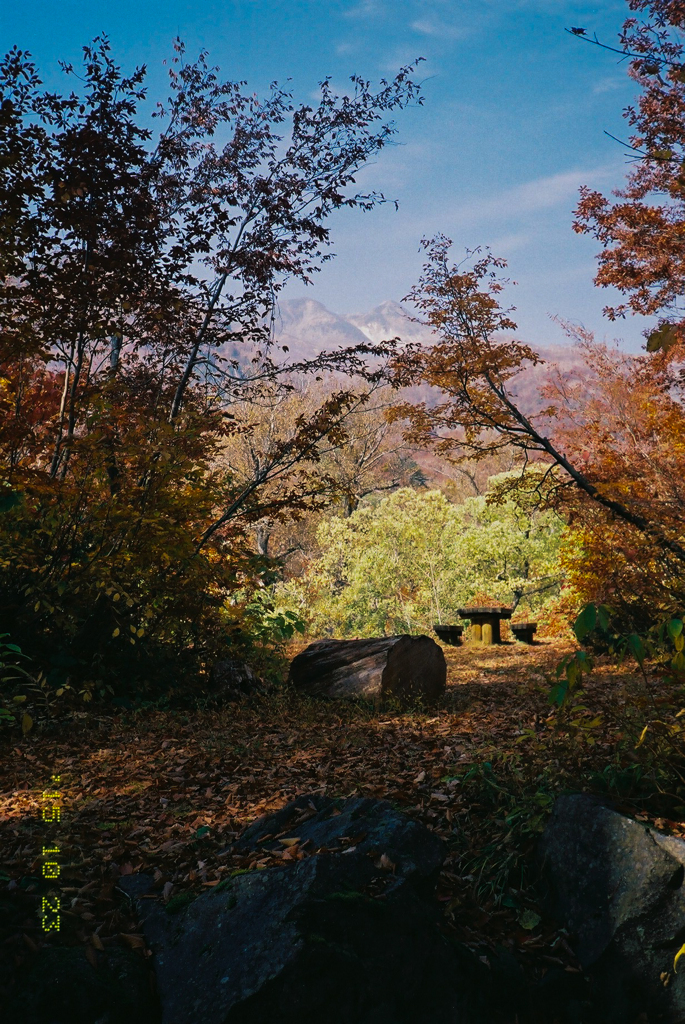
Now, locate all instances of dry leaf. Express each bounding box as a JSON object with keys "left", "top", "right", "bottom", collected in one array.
[{"left": 0, "top": 635, "right": 614, "bottom": 990}]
